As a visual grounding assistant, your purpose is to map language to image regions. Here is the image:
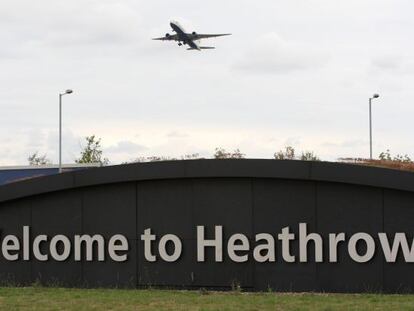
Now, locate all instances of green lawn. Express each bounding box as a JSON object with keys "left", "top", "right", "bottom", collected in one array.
[{"left": 1, "top": 287, "right": 414, "bottom": 311}]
